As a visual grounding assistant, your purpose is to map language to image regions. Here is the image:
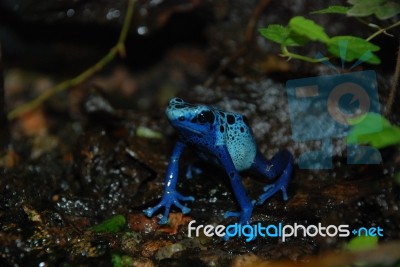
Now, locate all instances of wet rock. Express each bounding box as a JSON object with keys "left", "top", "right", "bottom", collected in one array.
[
  {"left": 141, "top": 240, "right": 172, "bottom": 258},
  {"left": 155, "top": 242, "right": 184, "bottom": 261},
  {"left": 128, "top": 213, "right": 159, "bottom": 234},
  {"left": 120, "top": 231, "right": 142, "bottom": 255},
  {"left": 83, "top": 89, "right": 117, "bottom": 119},
  {"left": 56, "top": 127, "right": 153, "bottom": 216}
]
